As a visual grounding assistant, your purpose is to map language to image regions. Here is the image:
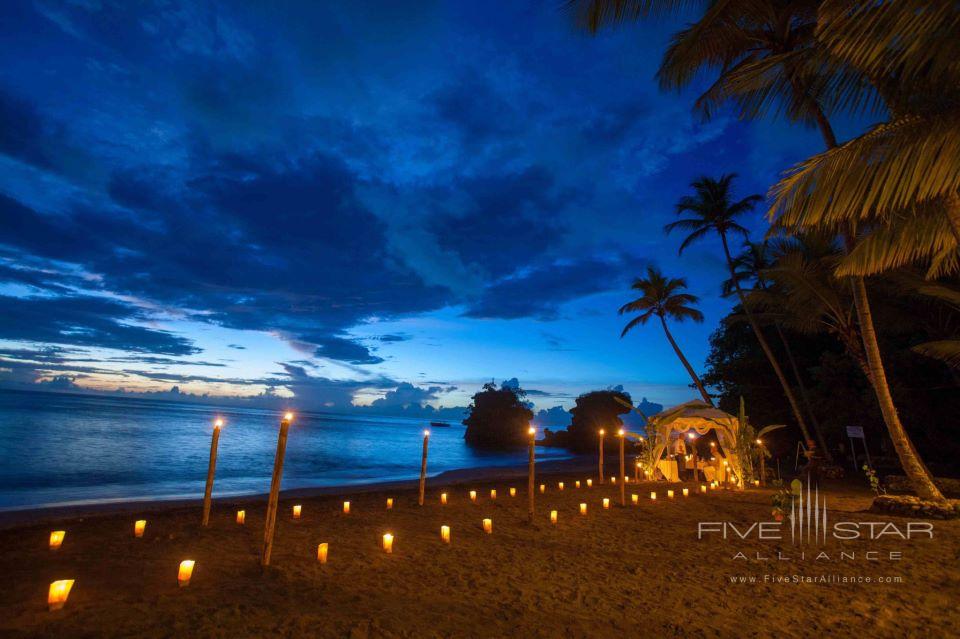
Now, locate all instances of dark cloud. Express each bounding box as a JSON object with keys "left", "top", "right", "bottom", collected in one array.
[
  {"left": 310, "top": 336, "right": 384, "bottom": 365},
  {"left": 463, "top": 256, "right": 631, "bottom": 320},
  {"left": 0, "top": 294, "right": 198, "bottom": 355}
]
